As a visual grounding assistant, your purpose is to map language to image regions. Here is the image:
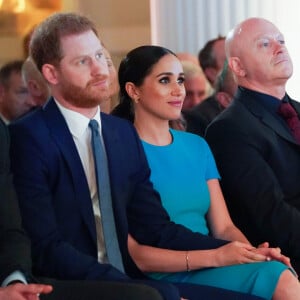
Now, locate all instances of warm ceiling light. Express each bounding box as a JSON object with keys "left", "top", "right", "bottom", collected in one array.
[
  {"left": 0, "top": 0, "right": 26, "bottom": 13},
  {"left": 13, "top": 0, "right": 25, "bottom": 13}
]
